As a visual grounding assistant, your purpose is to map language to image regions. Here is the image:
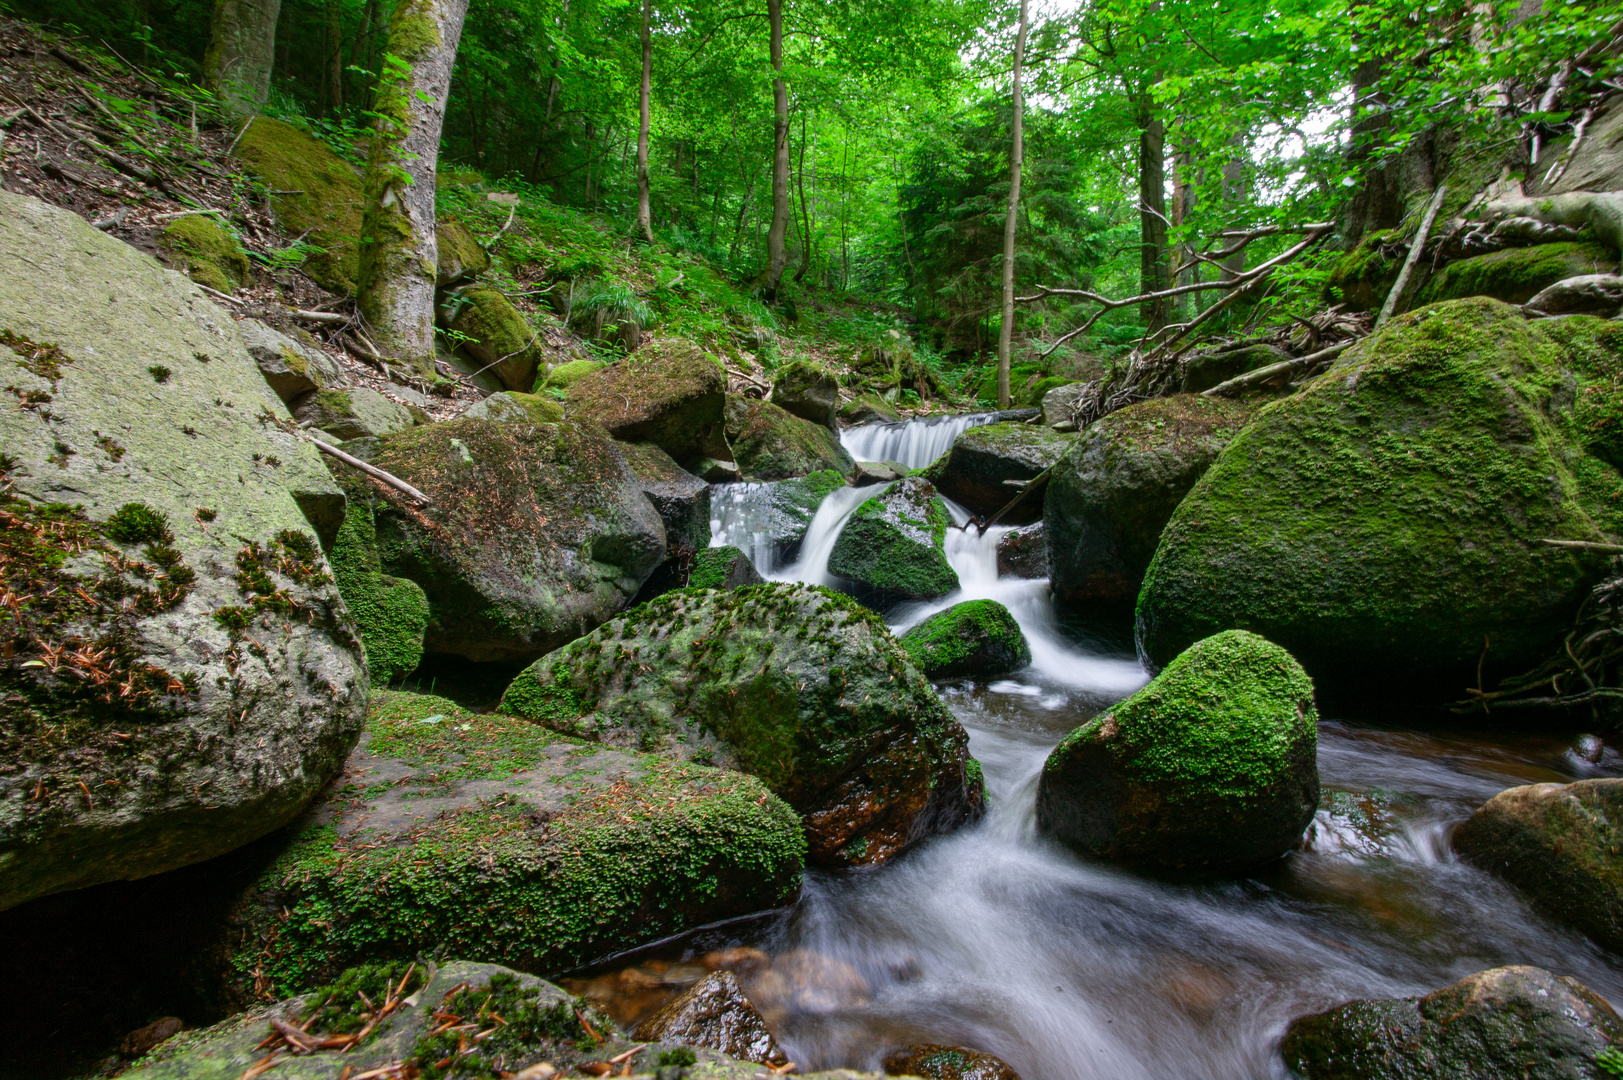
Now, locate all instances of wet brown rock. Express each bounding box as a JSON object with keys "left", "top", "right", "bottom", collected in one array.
[
  {"left": 995, "top": 522, "right": 1047, "bottom": 579},
  {"left": 883, "top": 1045, "right": 1021, "bottom": 1080},
  {"left": 704, "top": 947, "right": 771, "bottom": 978},
  {"left": 121, "top": 1017, "right": 184, "bottom": 1058},
  {"left": 634, "top": 971, "right": 785, "bottom": 1065}
]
